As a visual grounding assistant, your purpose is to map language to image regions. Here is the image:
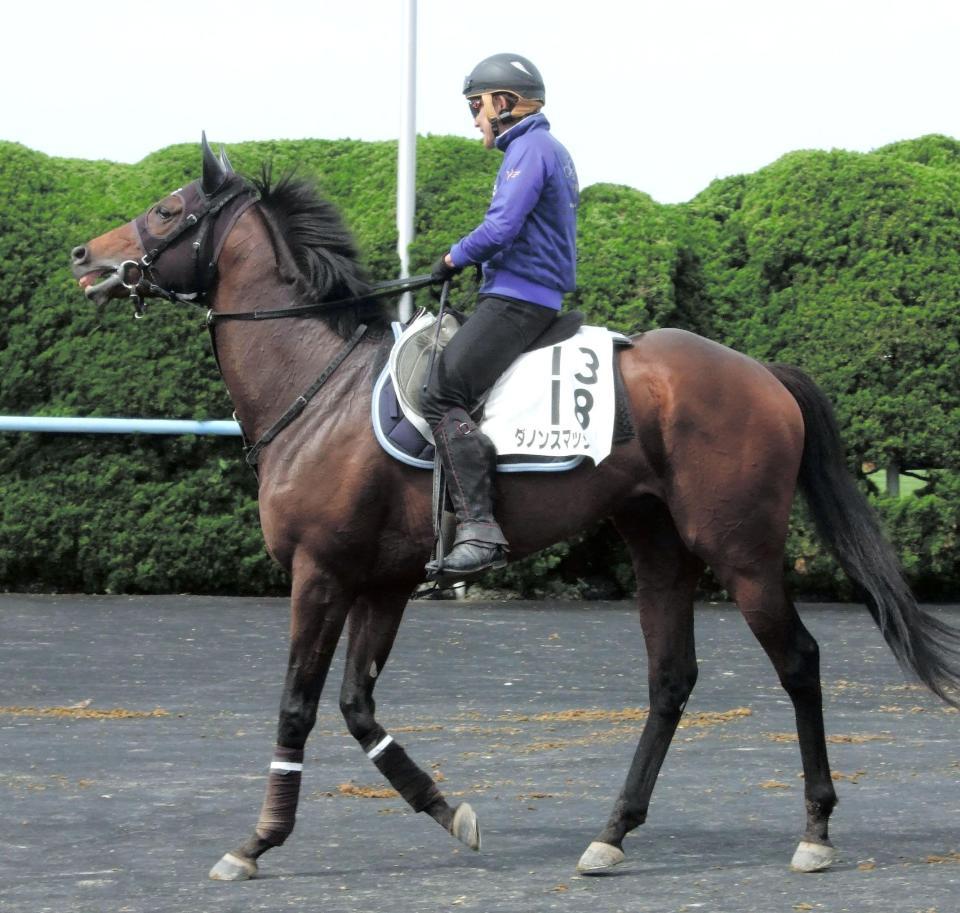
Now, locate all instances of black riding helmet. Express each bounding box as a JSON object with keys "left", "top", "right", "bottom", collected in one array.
[{"left": 462, "top": 53, "right": 546, "bottom": 102}]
